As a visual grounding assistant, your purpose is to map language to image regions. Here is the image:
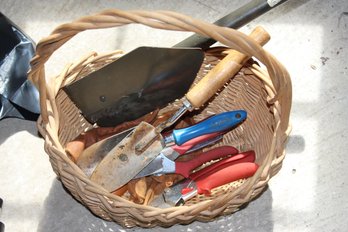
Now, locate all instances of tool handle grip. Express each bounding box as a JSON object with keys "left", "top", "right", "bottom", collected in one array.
[
  {"left": 189, "top": 150, "right": 256, "bottom": 181},
  {"left": 172, "top": 132, "right": 221, "bottom": 155},
  {"left": 186, "top": 26, "right": 270, "bottom": 108},
  {"left": 172, "top": 110, "right": 246, "bottom": 145},
  {"left": 195, "top": 162, "right": 259, "bottom": 195},
  {"left": 174, "top": 0, "right": 288, "bottom": 49},
  {"left": 175, "top": 146, "right": 238, "bottom": 178}
]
